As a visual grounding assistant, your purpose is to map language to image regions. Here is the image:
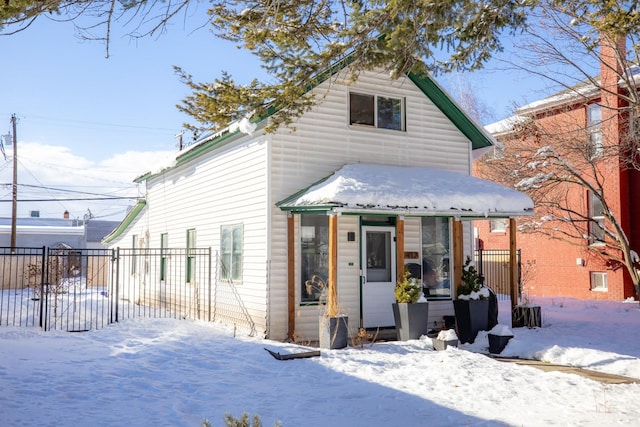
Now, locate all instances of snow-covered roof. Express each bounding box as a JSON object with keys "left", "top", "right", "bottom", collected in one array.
[
  {"left": 487, "top": 65, "right": 640, "bottom": 134},
  {"left": 277, "top": 164, "right": 533, "bottom": 218}
]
